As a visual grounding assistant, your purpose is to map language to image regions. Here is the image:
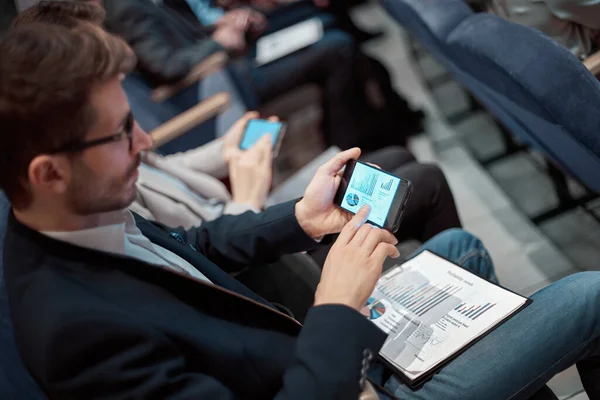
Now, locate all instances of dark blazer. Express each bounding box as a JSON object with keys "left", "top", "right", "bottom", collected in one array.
[
  {"left": 3, "top": 201, "right": 386, "bottom": 399},
  {"left": 103, "top": 0, "right": 224, "bottom": 85}
]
